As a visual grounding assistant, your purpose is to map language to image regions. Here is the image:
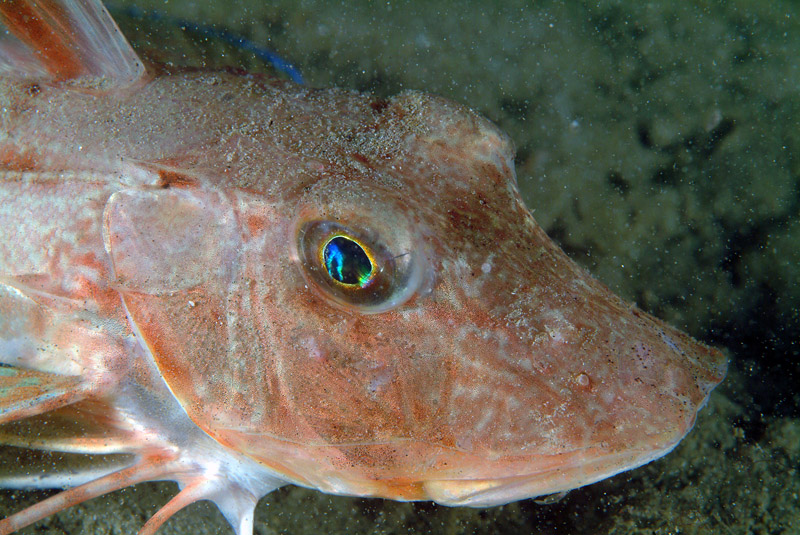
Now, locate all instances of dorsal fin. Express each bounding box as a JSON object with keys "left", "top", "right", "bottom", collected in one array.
[{"left": 0, "top": 0, "right": 144, "bottom": 84}]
